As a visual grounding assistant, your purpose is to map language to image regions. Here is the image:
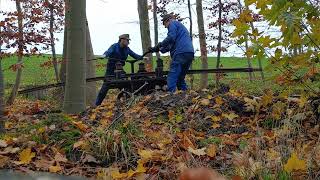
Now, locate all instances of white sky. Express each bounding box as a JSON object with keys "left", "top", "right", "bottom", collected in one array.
[{"left": 0, "top": 0, "right": 281, "bottom": 57}]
